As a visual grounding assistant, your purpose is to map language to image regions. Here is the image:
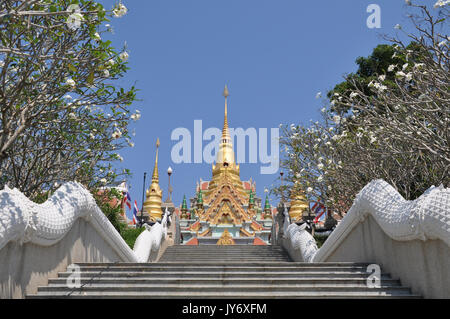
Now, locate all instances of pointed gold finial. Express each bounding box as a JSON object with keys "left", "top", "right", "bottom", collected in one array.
[
  {"left": 222, "top": 85, "right": 230, "bottom": 138},
  {"left": 143, "top": 137, "right": 163, "bottom": 222},
  {"left": 223, "top": 84, "right": 229, "bottom": 98},
  {"left": 152, "top": 137, "right": 160, "bottom": 182}
]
